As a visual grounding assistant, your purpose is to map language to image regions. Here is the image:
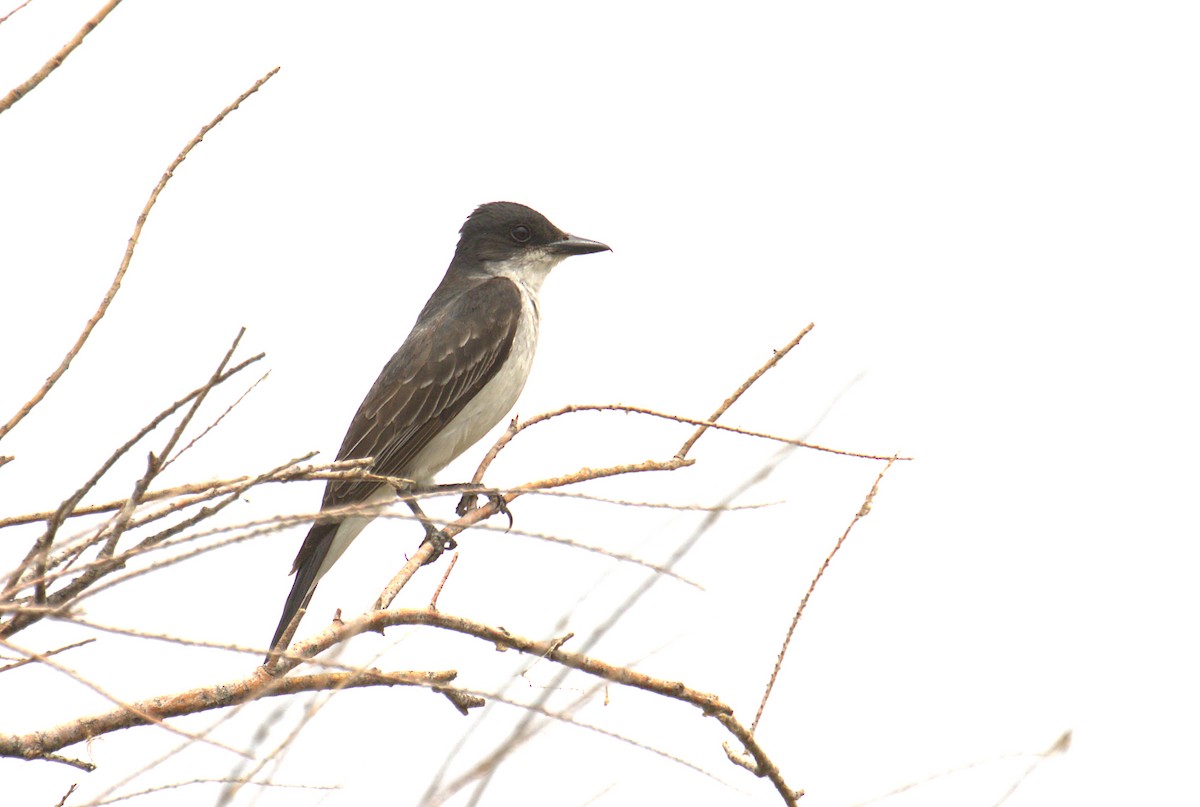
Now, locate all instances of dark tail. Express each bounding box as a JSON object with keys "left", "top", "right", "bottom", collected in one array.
[{"left": 266, "top": 521, "right": 338, "bottom": 661}]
